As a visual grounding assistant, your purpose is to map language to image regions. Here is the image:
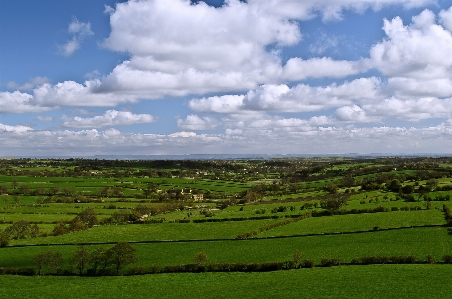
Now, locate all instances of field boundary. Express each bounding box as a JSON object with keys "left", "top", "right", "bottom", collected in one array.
[{"left": 6, "top": 224, "right": 447, "bottom": 248}]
